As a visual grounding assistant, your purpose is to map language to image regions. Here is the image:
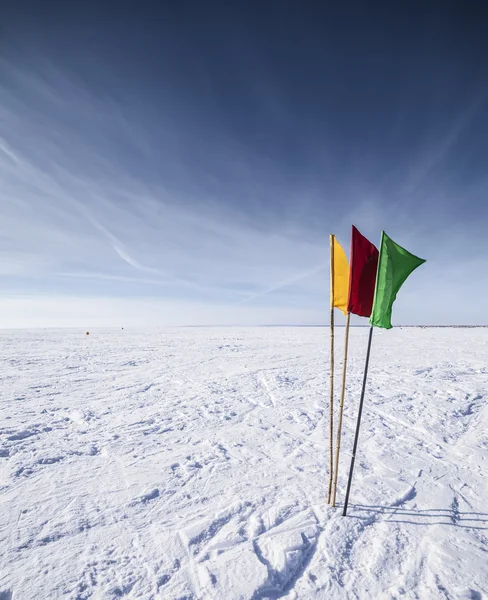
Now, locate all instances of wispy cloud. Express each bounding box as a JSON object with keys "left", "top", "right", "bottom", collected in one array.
[
  {"left": 0, "top": 50, "right": 487, "bottom": 327},
  {"left": 239, "top": 263, "right": 327, "bottom": 303},
  {"left": 0, "top": 59, "right": 329, "bottom": 317}
]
